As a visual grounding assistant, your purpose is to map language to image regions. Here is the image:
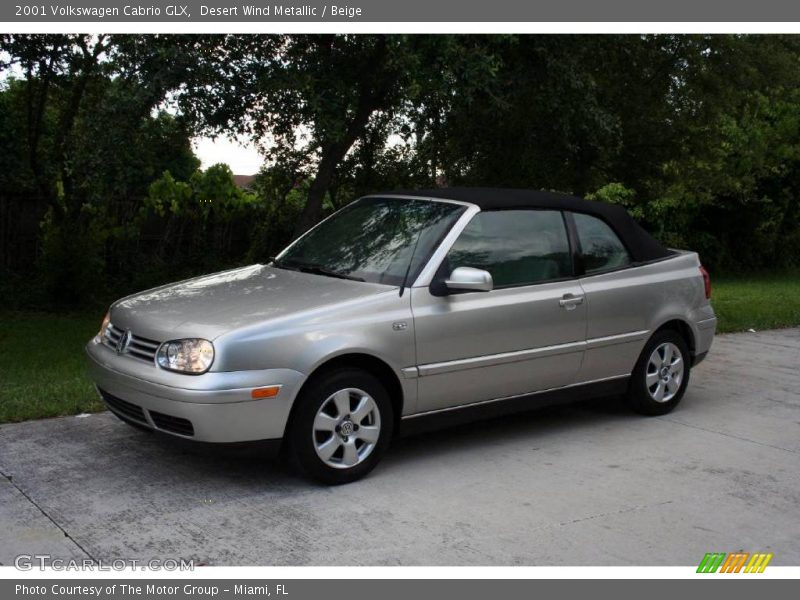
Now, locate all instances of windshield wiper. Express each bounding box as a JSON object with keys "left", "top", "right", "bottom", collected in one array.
[
  {"left": 273, "top": 260, "right": 364, "bottom": 282},
  {"left": 298, "top": 264, "right": 365, "bottom": 282},
  {"left": 271, "top": 258, "right": 300, "bottom": 272}
]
